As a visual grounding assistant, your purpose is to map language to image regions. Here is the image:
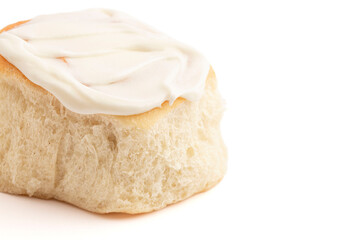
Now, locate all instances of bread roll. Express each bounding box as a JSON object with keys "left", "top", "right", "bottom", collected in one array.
[{"left": 0, "top": 10, "right": 227, "bottom": 214}]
